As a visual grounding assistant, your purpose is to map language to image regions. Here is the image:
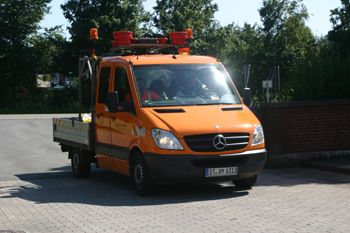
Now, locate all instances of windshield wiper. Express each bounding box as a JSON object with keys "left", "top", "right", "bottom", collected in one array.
[{"left": 196, "top": 103, "right": 231, "bottom": 106}]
